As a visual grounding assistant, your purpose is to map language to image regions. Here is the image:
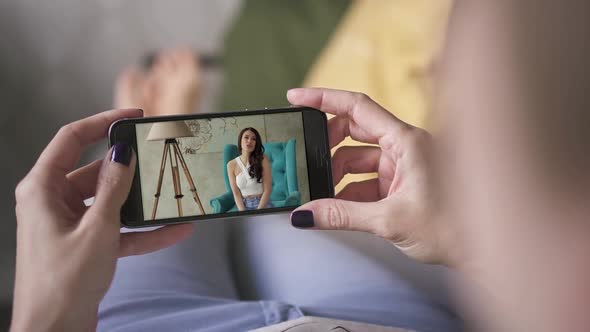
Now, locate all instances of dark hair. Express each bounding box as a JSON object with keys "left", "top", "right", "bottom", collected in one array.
[{"left": 237, "top": 127, "right": 265, "bottom": 182}]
